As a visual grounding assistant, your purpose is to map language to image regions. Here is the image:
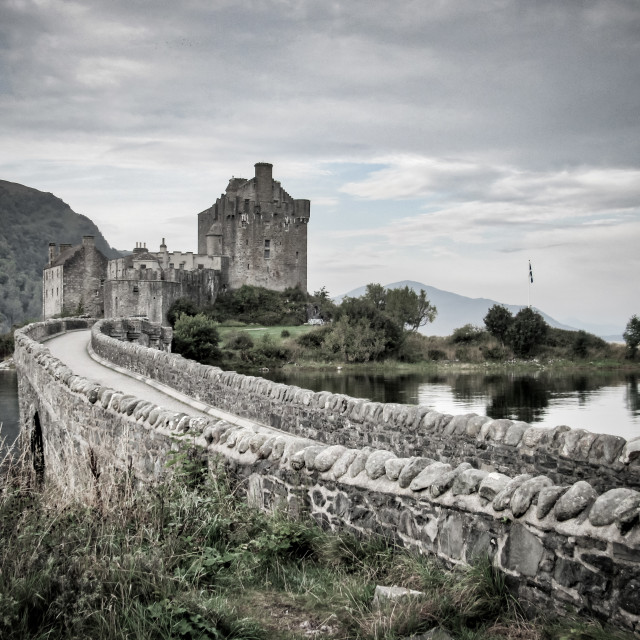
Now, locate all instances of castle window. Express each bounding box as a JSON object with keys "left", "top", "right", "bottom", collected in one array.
[
  {"left": 133, "top": 285, "right": 139, "bottom": 293},
  {"left": 169, "top": 263, "right": 174, "bottom": 268},
  {"left": 140, "top": 264, "right": 146, "bottom": 270},
  {"left": 198, "top": 264, "right": 204, "bottom": 269},
  {"left": 264, "top": 239, "right": 271, "bottom": 259},
  {"left": 296, "top": 251, "right": 299, "bottom": 262},
  {"left": 179, "top": 263, "right": 185, "bottom": 270}
]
